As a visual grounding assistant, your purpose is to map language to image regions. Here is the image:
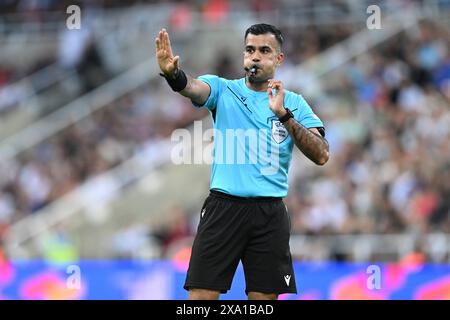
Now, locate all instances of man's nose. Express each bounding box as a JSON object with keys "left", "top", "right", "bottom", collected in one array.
[{"left": 252, "top": 52, "right": 261, "bottom": 62}]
